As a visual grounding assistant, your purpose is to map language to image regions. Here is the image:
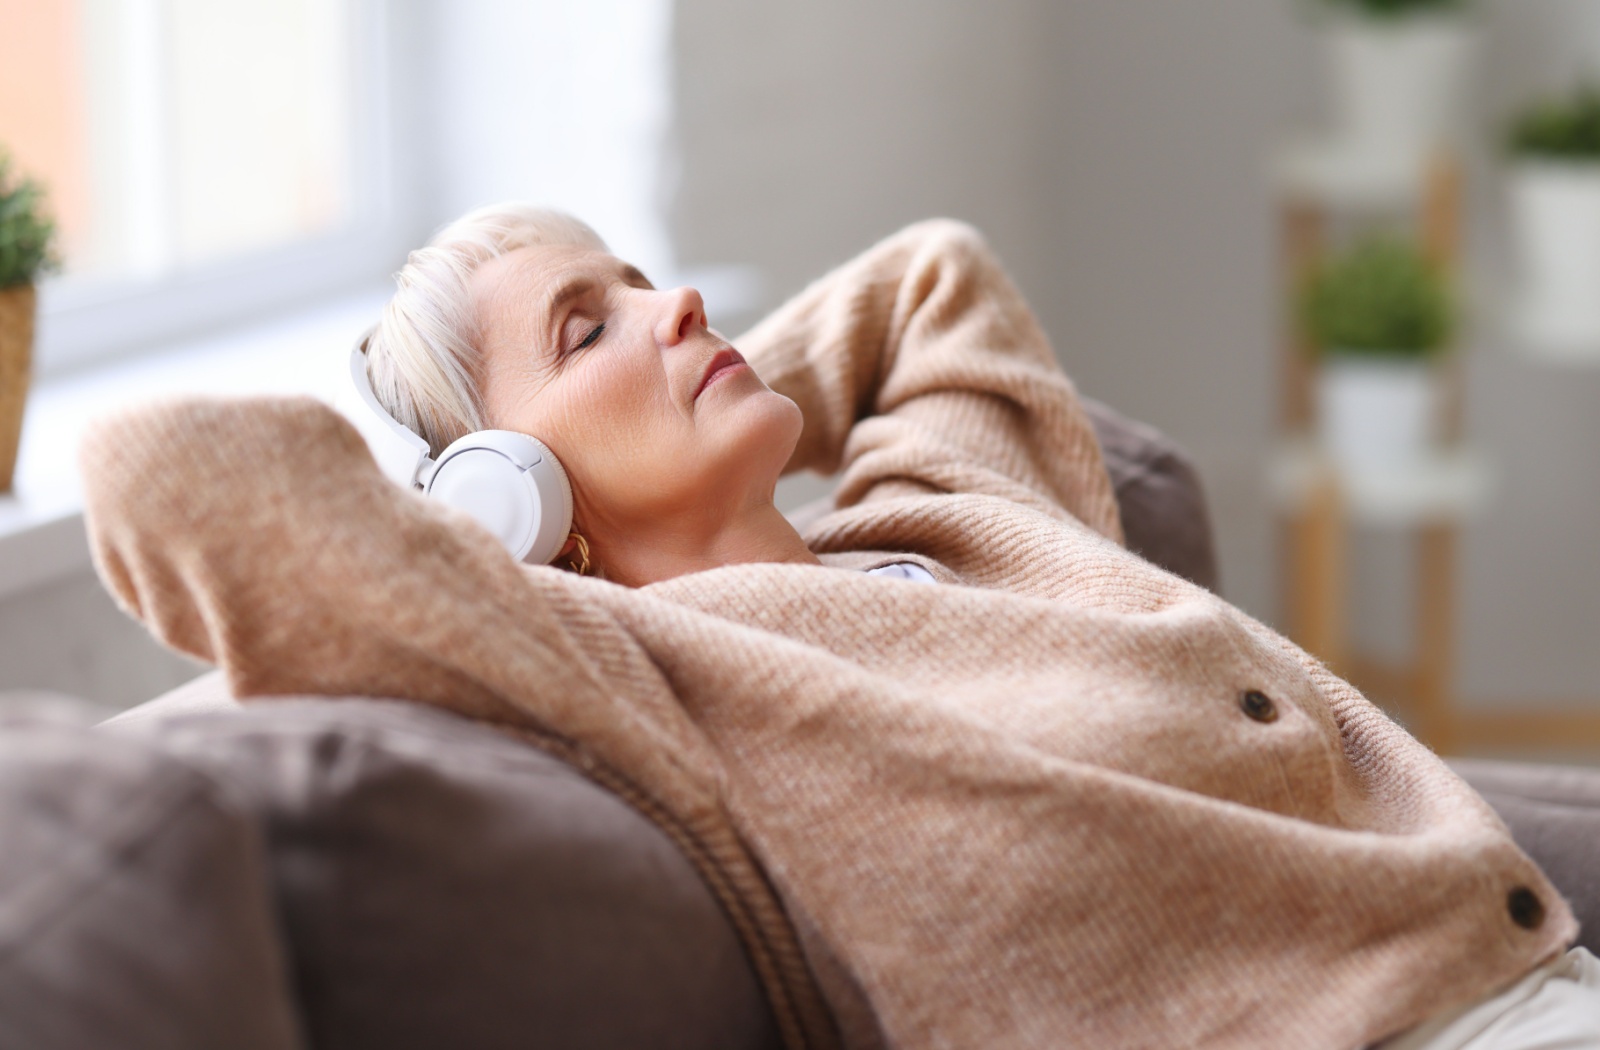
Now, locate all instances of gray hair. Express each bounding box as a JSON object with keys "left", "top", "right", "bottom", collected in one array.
[{"left": 365, "top": 203, "right": 607, "bottom": 456}]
